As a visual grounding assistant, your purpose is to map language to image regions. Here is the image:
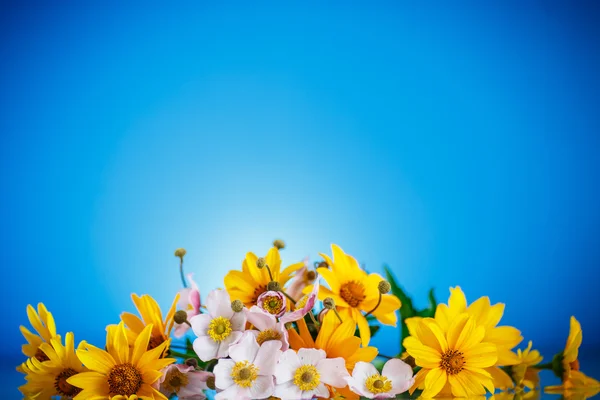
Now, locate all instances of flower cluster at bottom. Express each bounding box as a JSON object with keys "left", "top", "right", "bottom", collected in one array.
[{"left": 17, "top": 241, "right": 600, "bottom": 399}]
